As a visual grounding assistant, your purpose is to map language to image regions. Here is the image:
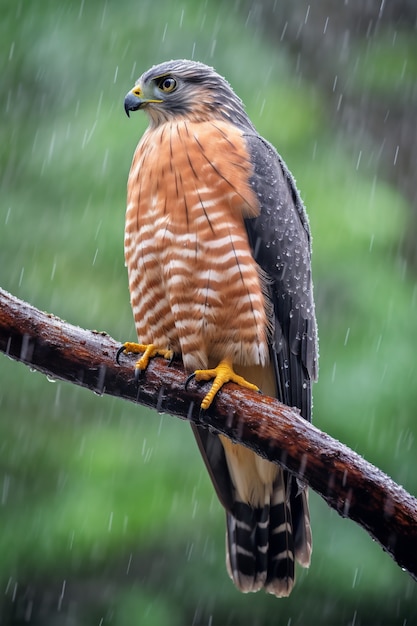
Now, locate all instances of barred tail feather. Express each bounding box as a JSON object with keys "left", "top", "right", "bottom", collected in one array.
[
  {"left": 225, "top": 469, "right": 303, "bottom": 598},
  {"left": 265, "top": 468, "right": 295, "bottom": 597},
  {"left": 226, "top": 502, "right": 269, "bottom": 593},
  {"left": 292, "top": 487, "right": 313, "bottom": 568},
  {"left": 192, "top": 426, "right": 312, "bottom": 597}
]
